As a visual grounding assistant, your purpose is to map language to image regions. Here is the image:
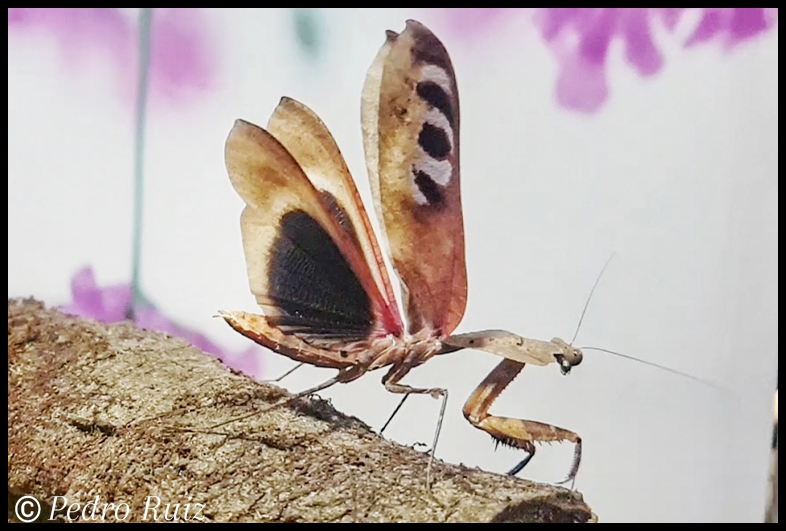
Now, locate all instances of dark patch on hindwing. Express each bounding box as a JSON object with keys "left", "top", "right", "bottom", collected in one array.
[{"left": 267, "top": 210, "right": 373, "bottom": 341}]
